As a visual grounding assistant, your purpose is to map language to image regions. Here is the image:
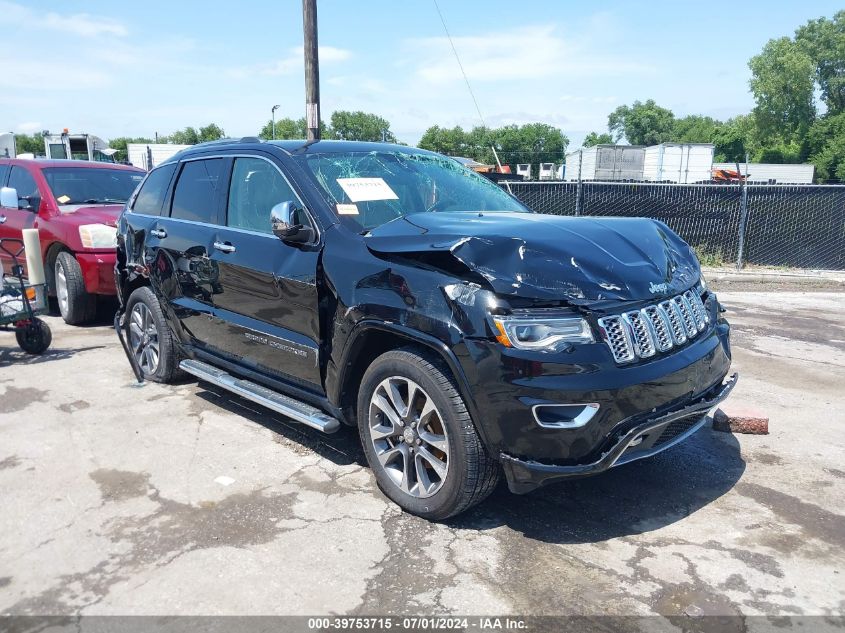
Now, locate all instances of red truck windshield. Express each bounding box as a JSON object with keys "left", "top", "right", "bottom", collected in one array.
[{"left": 42, "top": 167, "right": 144, "bottom": 205}]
